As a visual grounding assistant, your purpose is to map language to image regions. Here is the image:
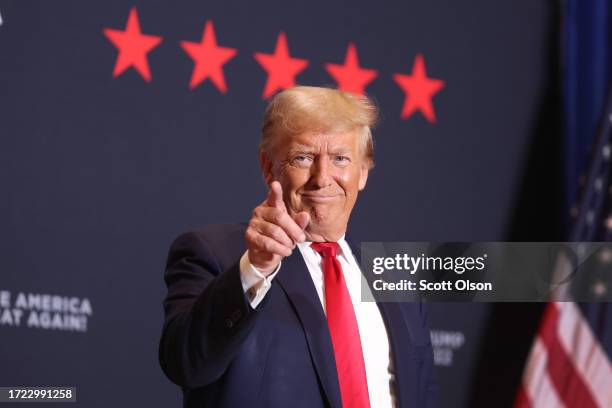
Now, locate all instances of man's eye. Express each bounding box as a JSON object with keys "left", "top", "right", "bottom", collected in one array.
[
  {"left": 334, "top": 155, "right": 350, "bottom": 162},
  {"left": 291, "top": 155, "right": 313, "bottom": 166}
]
